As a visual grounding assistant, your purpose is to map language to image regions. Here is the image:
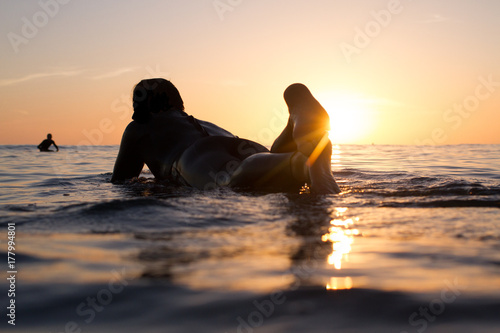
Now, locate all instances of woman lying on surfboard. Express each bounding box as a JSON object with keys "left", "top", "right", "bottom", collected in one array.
[{"left": 111, "top": 79, "right": 340, "bottom": 194}]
